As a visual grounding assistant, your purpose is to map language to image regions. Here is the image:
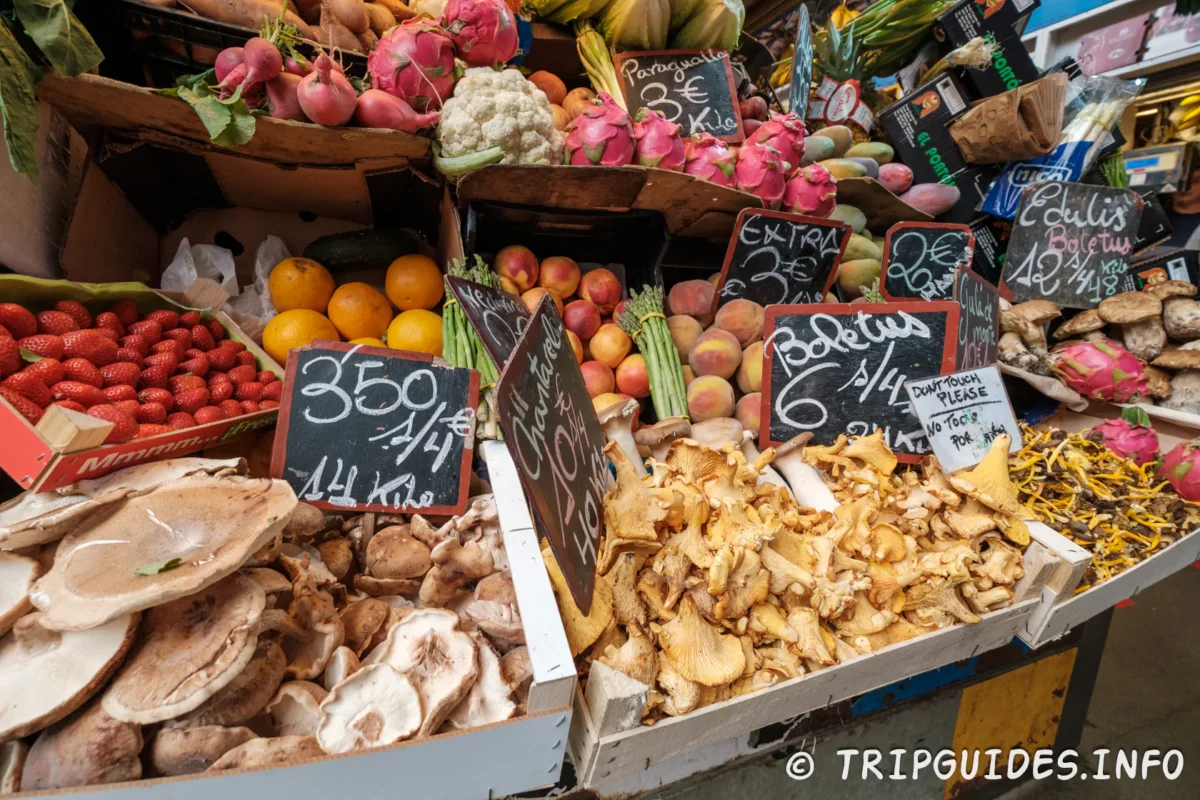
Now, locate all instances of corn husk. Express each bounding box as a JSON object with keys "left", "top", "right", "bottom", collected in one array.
[{"left": 668, "top": 0, "right": 743, "bottom": 52}]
